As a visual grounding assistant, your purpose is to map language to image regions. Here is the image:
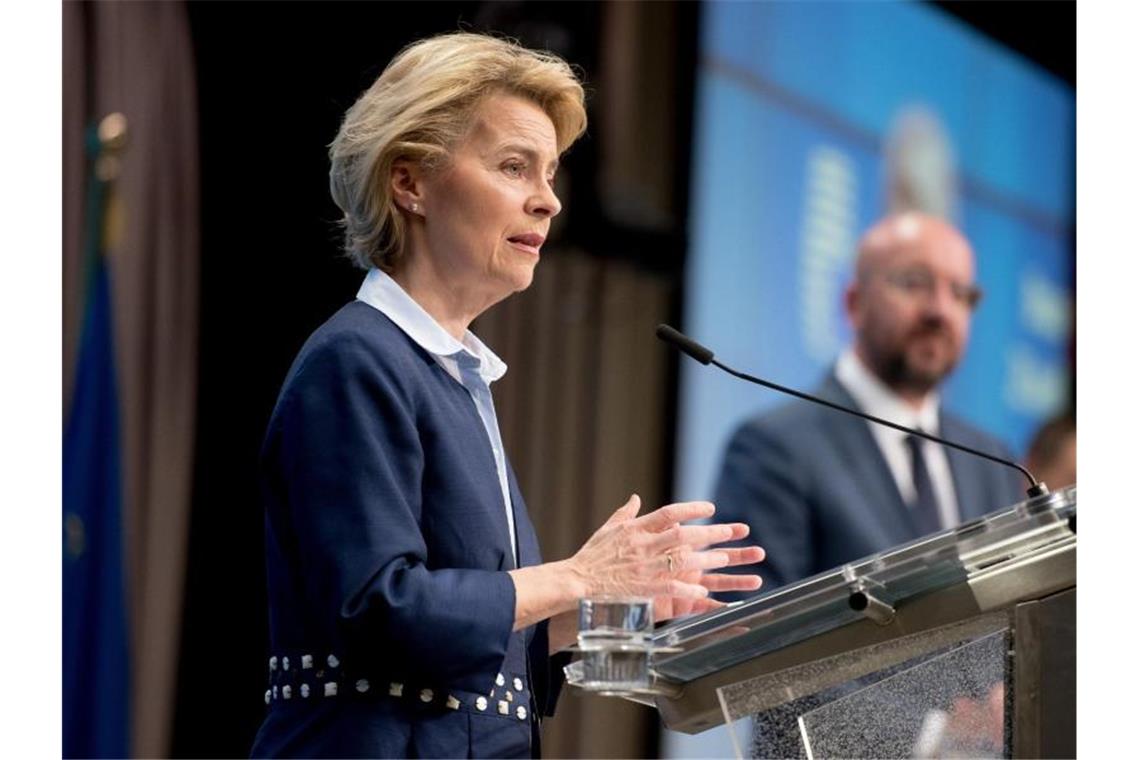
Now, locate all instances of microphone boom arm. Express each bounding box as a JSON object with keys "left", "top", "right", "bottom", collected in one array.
[
  {"left": 656, "top": 323, "right": 1047, "bottom": 498},
  {"left": 711, "top": 358, "right": 1043, "bottom": 495}
]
